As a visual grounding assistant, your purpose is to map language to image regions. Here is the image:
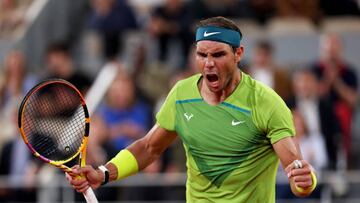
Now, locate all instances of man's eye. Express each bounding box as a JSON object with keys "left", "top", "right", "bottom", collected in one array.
[
  {"left": 213, "top": 52, "right": 226, "bottom": 57},
  {"left": 197, "top": 52, "right": 207, "bottom": 57}
]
